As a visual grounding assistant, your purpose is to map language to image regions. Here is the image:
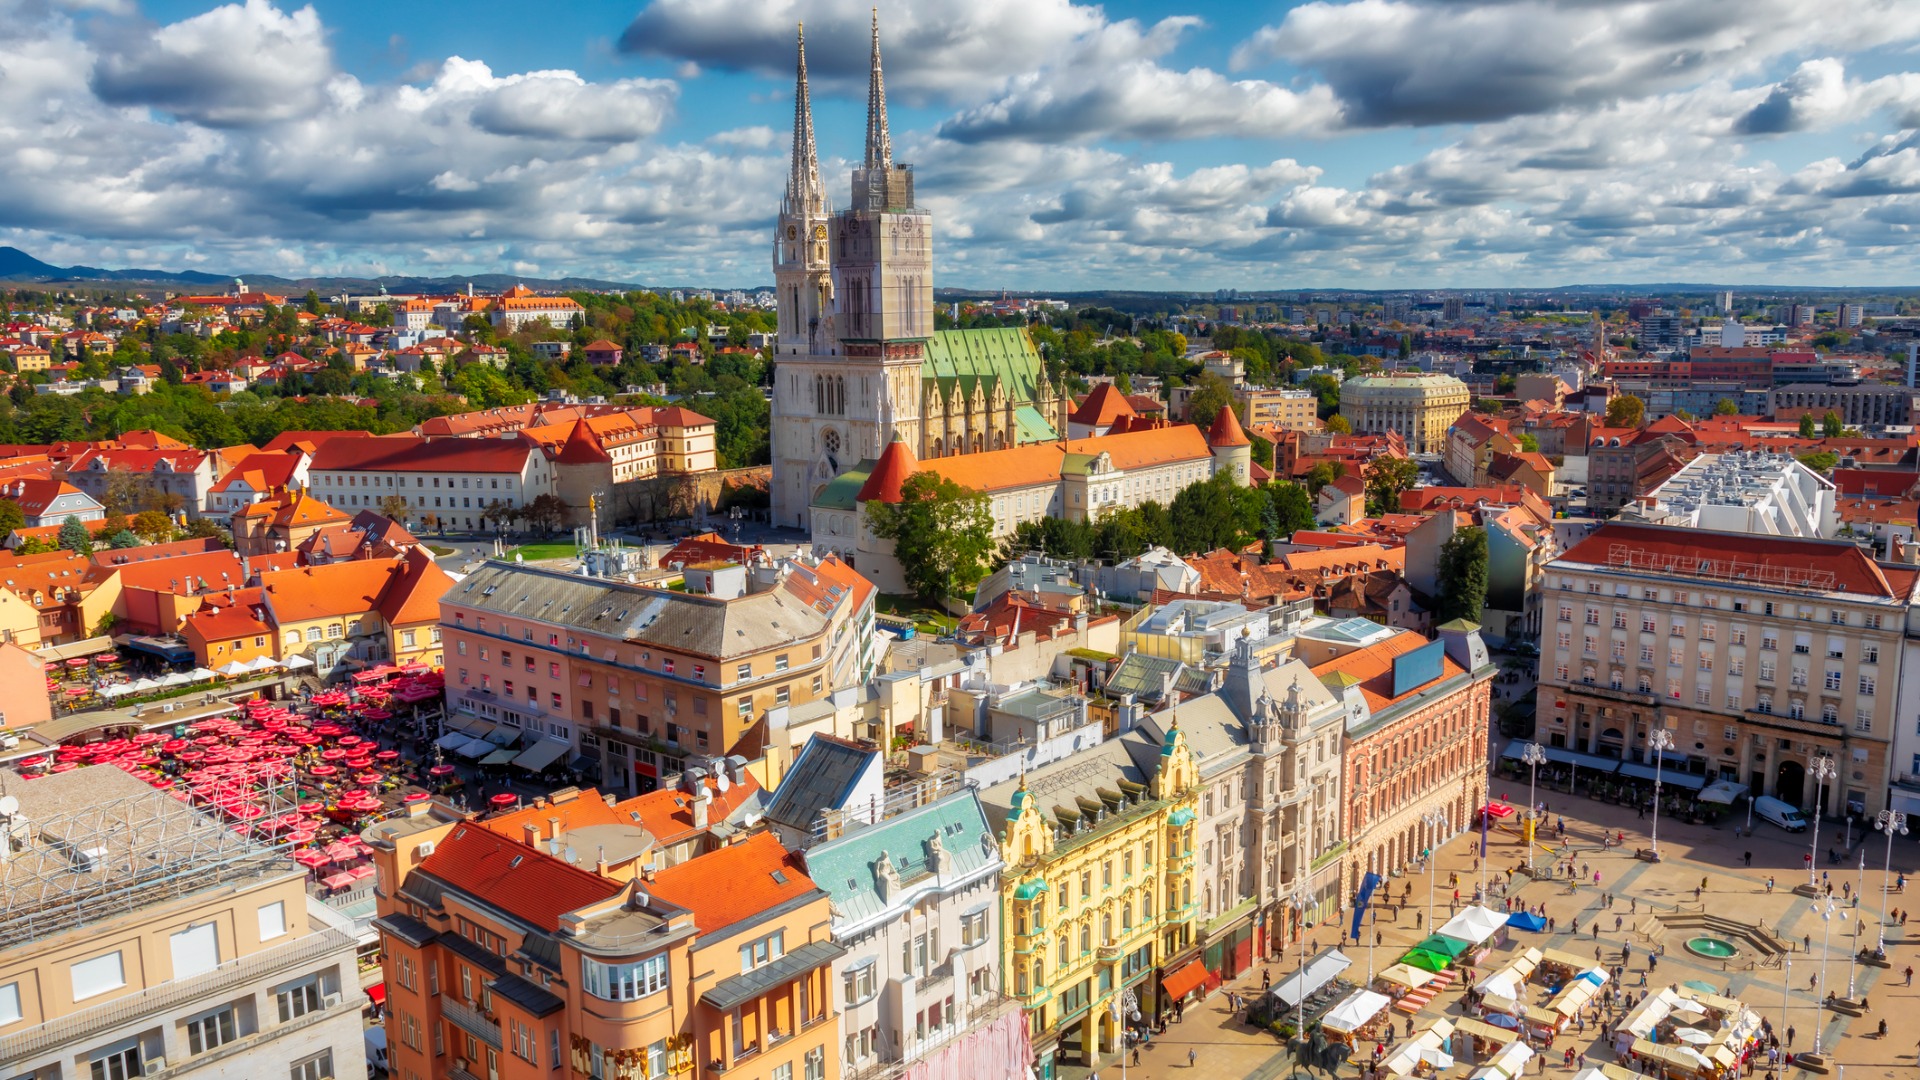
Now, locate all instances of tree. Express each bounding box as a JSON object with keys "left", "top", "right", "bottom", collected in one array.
[
  {"left": 1364, "top": 456, "right": 1420, "bottom": 517},
  {"left": 1516, "top": 433, "right": 1540, "bottom": 453},
  {"left": 56, "top": 516, "right": 93, "bottom": 555},
  {"left": 106, "top": 529, "right": 142, "bottom": 549},
  {"left": 1605, "top": 394, "right": 1645, "bottom": 429},
  {"left": 1435, "top": 526, "right": 1489, "bottom": 624},
  {"left": 865, "top": 472, "right": 995, "bottom": 602},
  {"left": 1797, "top": 451, "right": 1839, "bottom": 473},
  {"left": 1114, "top": 371, "right": 1133, "bottom": 394},
  {"left": 482, "top": 499, "right": 513, "bottom": 535},
  {"left": 1185, "top": 374, "right": 1236, "bottom": 428},
  {"left": 1821, "top": 410, "right": 1843, "bottom": 438},
  {"left": 1476, "top": 398, "right": 1505, "bottom": 414},
  {"left": 525, "top": 494, "right": 569, "bottom": 537},
  {"left": 1714, "top": 398, "right": 1740, "bottom": 415},
  {"left": 11, "top": 536, "right": 54, "bottom": 555},
  {"left": 131, "top": 510, "right": 175, "bottom": 543},
  {"left": 0, "top": 499, "right": 23, "bottom": 542},
  {"left": 378, "top": 494, "right": 411, "bottom": 523},
  {"left": 1324, "top": 414, "right": 1352, "bottom": 434},
  {"left": 1267, "top": 482, "right": 1315, "bottom": 540},
  {"left": 1798, "top": 412, "right": 1817, "bottom": 438},
  {"left": 1303, "top": 460, "right": 1345, "bottom": 495},
  {"left": 185, "top": 518, "right": 233, "bottom": 547}
]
